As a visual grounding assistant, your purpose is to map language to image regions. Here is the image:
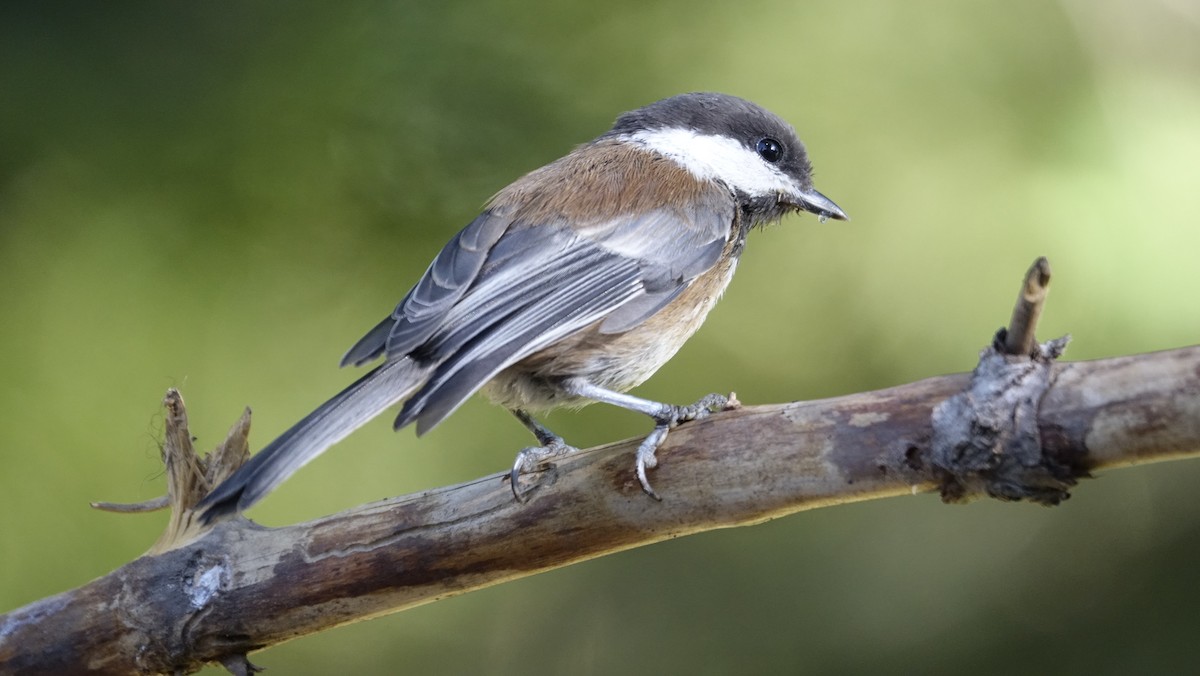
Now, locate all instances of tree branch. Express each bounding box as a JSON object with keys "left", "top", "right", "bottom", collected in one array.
[
  {"left": 3, "top": 258, "right": 1199, "bottom": 674},
  {"left": 3, "top": 346, "right": 1198, "bottom": 674}
]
